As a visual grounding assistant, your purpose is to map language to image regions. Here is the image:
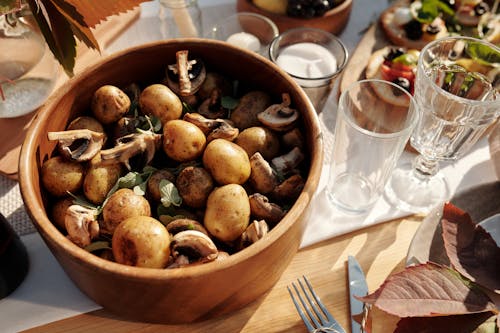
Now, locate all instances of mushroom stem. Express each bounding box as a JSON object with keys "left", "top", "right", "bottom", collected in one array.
[
  {"left": 271, "top": 147, "right": 304, "bottom": 176},
  {"left": 170, "top": 230, "right": 218, "bottom": 266},
  {"left": 249, "top": 152, "right": 279, "bottom": 194},
  {"left": 249, "top": 193, "right": 285, "bottom": 225}
]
